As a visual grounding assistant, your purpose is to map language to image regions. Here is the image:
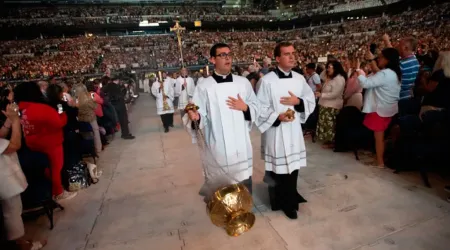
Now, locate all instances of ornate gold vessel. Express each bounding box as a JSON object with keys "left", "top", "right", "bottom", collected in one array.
[
  {"left": 285, "top": 108, "right": 295, "bottom": 120},
  {"left": 206, "top": 184, "right": 256, "bottom": 237}
]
